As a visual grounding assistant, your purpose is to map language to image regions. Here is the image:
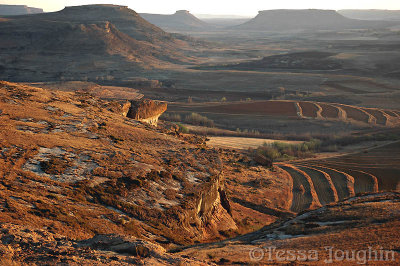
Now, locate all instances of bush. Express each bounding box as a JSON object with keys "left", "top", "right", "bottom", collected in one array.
[
  {"left": 161, "top": 113, "right": 182, "bottom": 122},
  {"left": 176, "top": 123, "right": 189, "bottom": 133},
  {"left": 184, "top": 113, "right": 215, "bottom": 127},
  {"left": 254, "top": 139, "right": 322, "bottom": 163},
  {"left": 40, "top": 156, "right": 72, "bottom": 175}
]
